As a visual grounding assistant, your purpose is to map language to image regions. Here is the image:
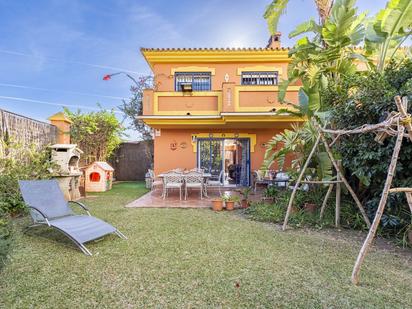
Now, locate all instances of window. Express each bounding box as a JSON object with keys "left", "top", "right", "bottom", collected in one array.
[
  {"left": 175, "top": 72, "right": 211, "bottom": 91},
  {"left": 89, "top": 172, "right": 101, "bottom": 182},
  {"left": 241, "top": 71, "right": 278, "bottom": 86}
]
